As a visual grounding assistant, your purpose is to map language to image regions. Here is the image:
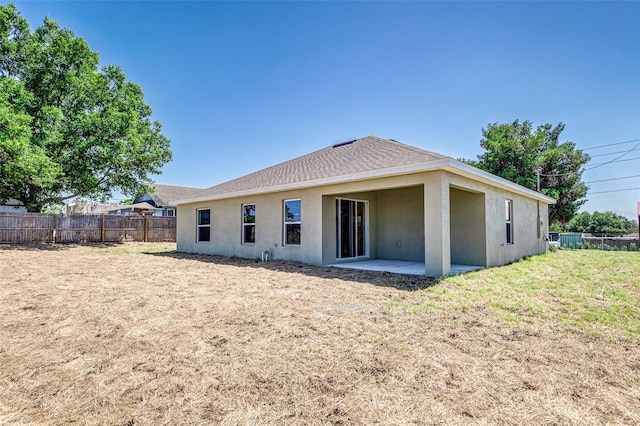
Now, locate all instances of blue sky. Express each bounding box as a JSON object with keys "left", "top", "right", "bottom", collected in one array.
[{"left": 12, "top": 1, "right": 640, "bottom": 219}]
